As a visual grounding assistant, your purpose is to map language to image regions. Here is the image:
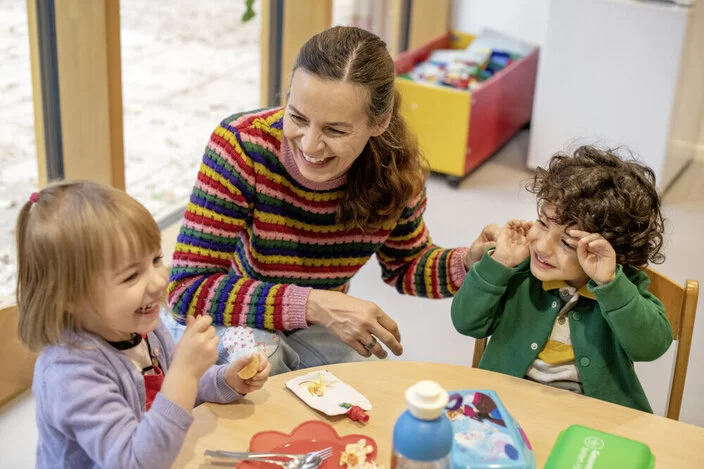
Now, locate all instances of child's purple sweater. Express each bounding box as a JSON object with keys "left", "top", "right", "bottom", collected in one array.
[{"left": 33, "top": 319, "right": 242, "bottom": 469}]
